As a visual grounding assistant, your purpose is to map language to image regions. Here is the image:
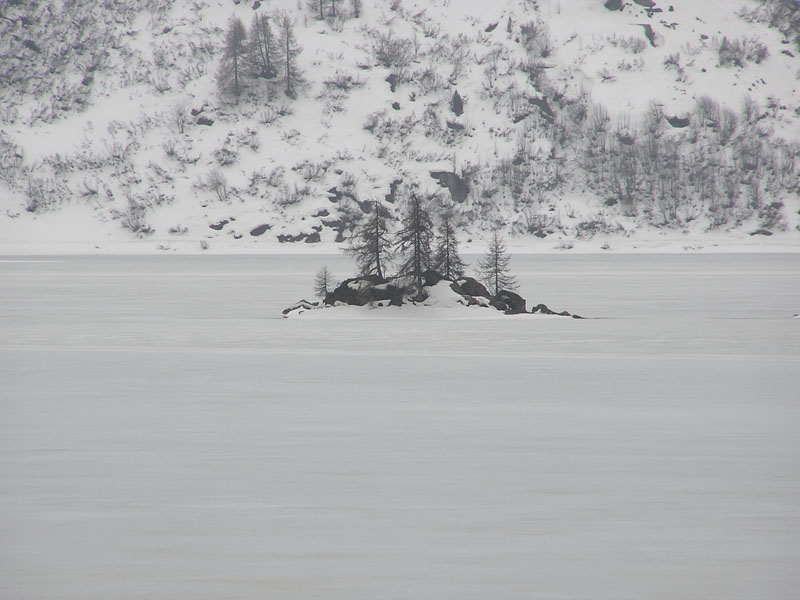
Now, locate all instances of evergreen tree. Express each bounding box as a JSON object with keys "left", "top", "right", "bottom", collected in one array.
[
  {"left": 276, "top": 12, "right": 303, "bottom": 98},
  {"left": 247, "top": 13, "right": 277, "bottom": 79},
  {"left": 351, "top": 0, "right": 362, "bottom": 18},
  {"left": 434, "top": 212, "right": 465, "bottom": 280},
  {"left": 477, "top": 231, "right": 517, "bottom": 295},
  {"left": 314, "top": 266, "right": 335, "bottom": 299},
  {"left": 217, "top": 16, "right": 248, "bottom": 100},
  {"left": 395, "top": 193, "right": 434, "bottom": 294},
  {"left": 345, "top": 201, "right": 392, "bottom": 280}
]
